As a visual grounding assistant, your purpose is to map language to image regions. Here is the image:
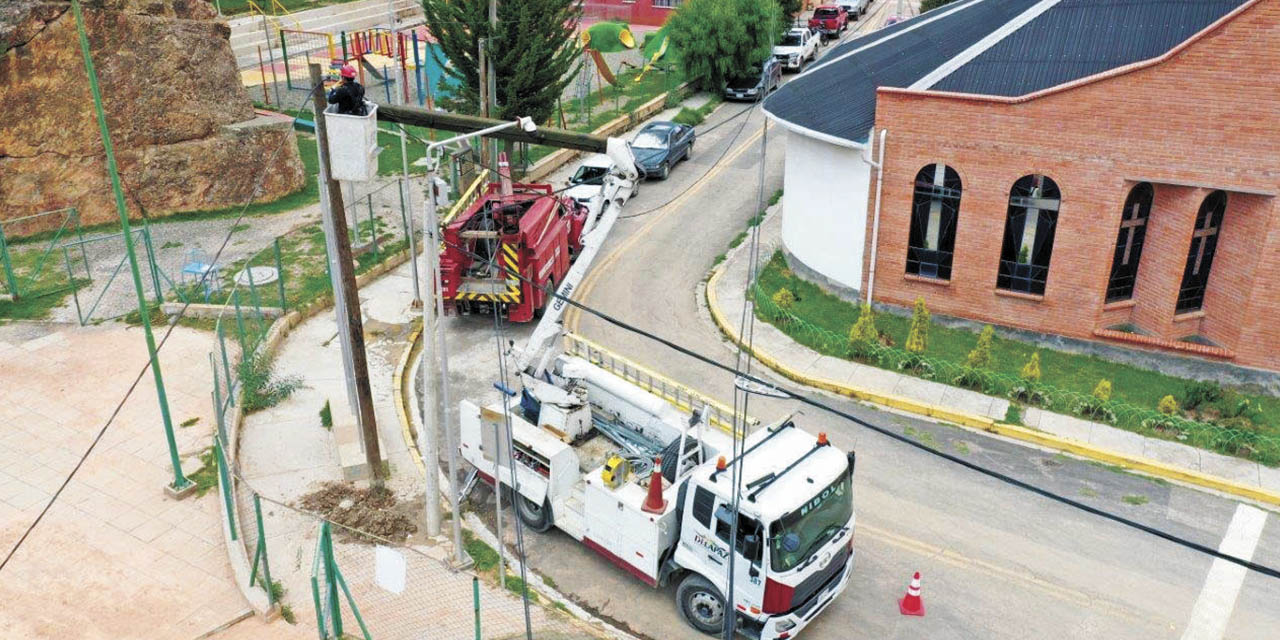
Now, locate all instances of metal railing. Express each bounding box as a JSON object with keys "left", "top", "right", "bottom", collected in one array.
[{"left": 563, "top": 332, "right": 758, "bottom": 434}]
